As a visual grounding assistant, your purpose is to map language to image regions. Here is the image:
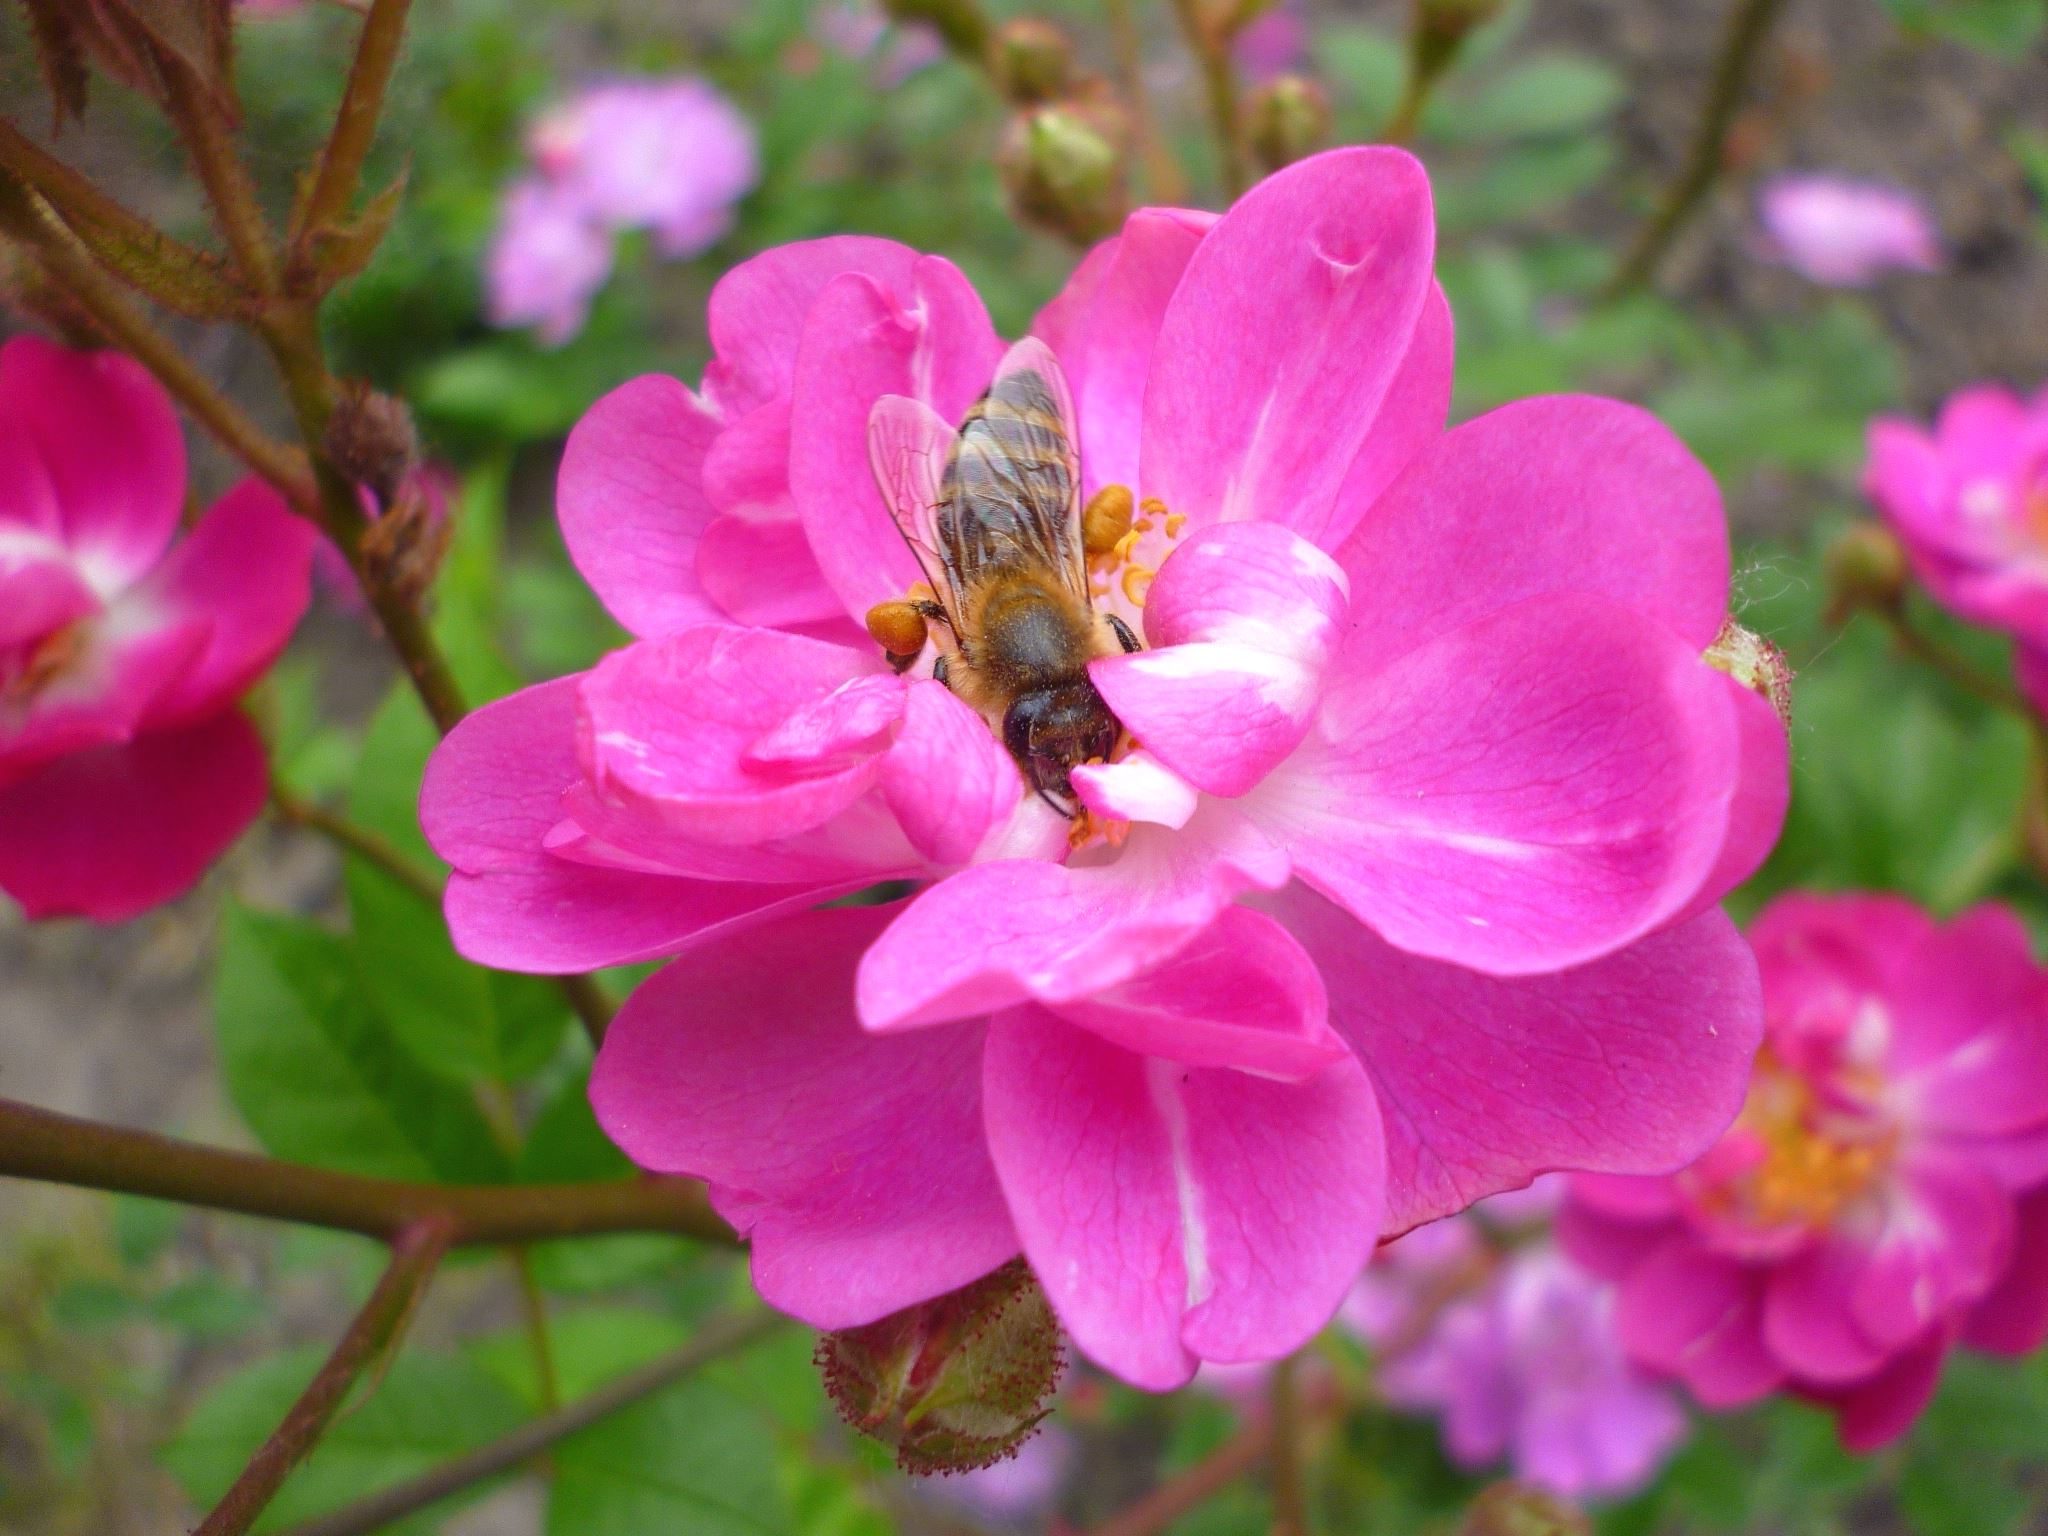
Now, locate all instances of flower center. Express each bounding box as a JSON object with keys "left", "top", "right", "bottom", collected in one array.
[
  {"left": 1685, "top": 1045, "right": 1896, "bottom": 1232},
  {"left": 2, "top": 623, "right": 85, "bottom": 706}
]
